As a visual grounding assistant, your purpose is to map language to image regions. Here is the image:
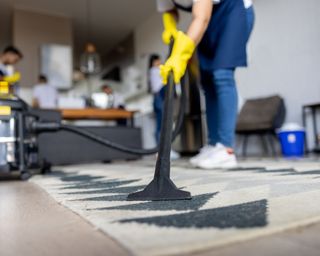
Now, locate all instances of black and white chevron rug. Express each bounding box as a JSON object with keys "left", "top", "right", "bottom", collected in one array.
[{"left": 31, "top": 158, "right": 320, "bottom": 255}]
